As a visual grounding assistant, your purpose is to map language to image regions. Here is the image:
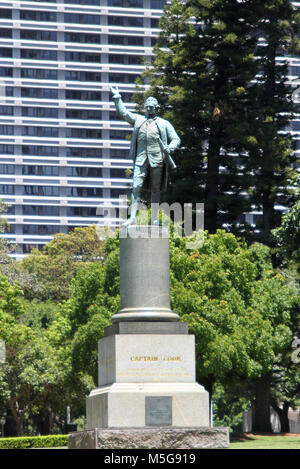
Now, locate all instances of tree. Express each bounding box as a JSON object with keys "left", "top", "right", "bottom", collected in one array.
[
  {"left": 244, "top": 0, "right": 298, "bottom": 243},
  {"left": 0, "top": 274, "right": 62, "bottom": 435},
  {"left": 81, "top": 224, "right": 298, "bottom": 431},
  {"left": 272, "top": 174, "right": 300, "bottom": 269},
  {"left": 19, "top": 225, "right": 105, "bottom": 301},
  {"left": 137, "top": 0, "right": 261, "bottom": 232},
  {"left": 136, "top": 0, "right": 298, "bottom": 242}
]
